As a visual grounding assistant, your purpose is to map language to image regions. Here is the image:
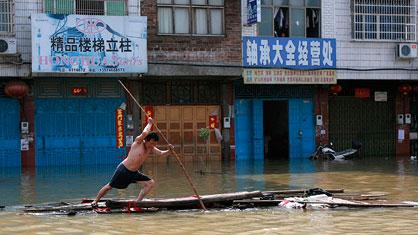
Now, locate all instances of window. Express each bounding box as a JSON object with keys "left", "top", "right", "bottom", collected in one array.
[
  {"left": 157, "top": 0, "right": 224, "bottom": 36},
  {"left": 44, "top": 0, "right": 126, "bottom": 15},
  {"left": 0, "top": 0, "right": 13, "bottom": 33},
  {"left": 260, "top": 0, "right": 320, "bottom": 38},
  {"left": 352, "top": 0, "right": 416, "bottom": 41}
]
